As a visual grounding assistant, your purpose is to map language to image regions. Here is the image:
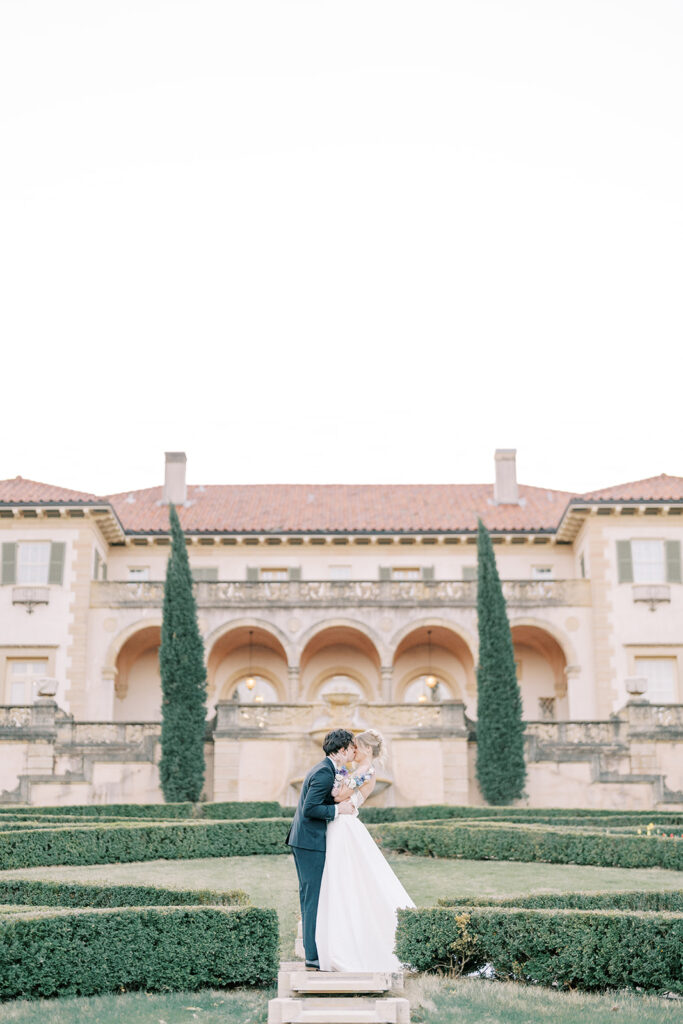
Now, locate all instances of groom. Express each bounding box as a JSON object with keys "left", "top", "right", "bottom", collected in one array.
[{"left": 286, "top": 728, "right": 357, "bottom": 970}]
